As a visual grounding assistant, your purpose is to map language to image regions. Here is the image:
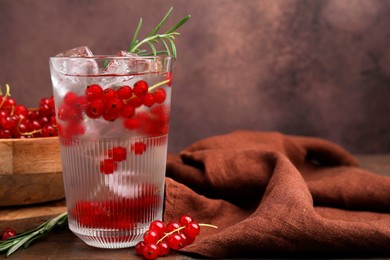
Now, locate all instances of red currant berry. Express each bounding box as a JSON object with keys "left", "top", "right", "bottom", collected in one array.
[
  {"left": 107, "top": 146, "right": 127, "bottom": 162},
  {"left": 165, "top": 221, "right": 180, "bottom": 233},
  {"left": 184, "top": 233, "right": 195, "bottom": 245},
  {"left": 1, "top": 116, "right": 16, "bottom": 130},
  {"left": 153, "top": 89, "right": 166, "bottom": 104},
  {"left": 167, "top": 233, "right": 184, "bottom": 250},
  {"left": 13, "top": 105, "right": 28, "bottom": 118},
  {"left": 120, "top": 104, "right": 135, "bottom": 118},
  {"left": 123, "top": 118, "right": 140, "bottom": 130},
  {"left": 18, "top": 122, "right": 28, "bottom": 134},
  {"left": 39, "top": 116, "right": 50, "bottom": 126},
  {"left": 158, "top": 241, "right": 170, "bottom": 256},
  {"left": 149, "top": 220, "right": 165, "bottom": 238},
  {"left": 131, "top": 142, "right": 146, "bottom": 155},
  {"left": 143, "top": 243, "right": 159, "bottom": 260},
  {"left": 2, "top": 227, "right": 16, "bottom": 241},
  {"left": 64, "top": 92, "right": 78, "bottom": 106},
  {"left": 41, "top": 125, "right": 58, "bottom": 137},
  {"left": 166, "top": 72, "right": 173, "bottom": 87},
  {"left": 57, "top": 104, "right": 71, "bottom": 121},
  {"left": 99, "top": 159, "right": 117, "bottom": 174},
  {"left": 105, "top": 98, "right": 124, "bottom": 114},
  {"left": 74, "top": 96, "right": 89, "bottom": 111},
  {"left": 0, "top": 129, "right": 12, "bottom": 138},
  {"left": 135, "top": 241, "right": 146, "bottom": 256},
  {"left": 85, "top": 84, "right": 103, "bottom": 100},
  {"left": 143, "top": 93, "right": 155, "bottom": 107},
  {"left": 178, "top": 232, "right": 188, "bottom": 247},
  {"left": 127, "top": 96, "right": 144, "bottom": 108},
  {"left": 102, "top": 110, "right": 119, "bottom": 121},
  {"left": 143, "top": 230, "right": 159, "bottom": 244},
  {"left": 68, "top": 108, "right": 83, "bottom": 122},
  {"left": 133, "top": 80, "right": 149, "bottom": 97},
  {"left": 184, "top": 221, "right": 200, "bottom": 238},
  {"left": 117, "top": 85, "right": 133, "bottom": 100},
  {"left": 86, "top": 99, "right": 105, "bottom": 119},
  {"left": 178, "top": 215, "right": 193, "bottom": 226},
  {"left": 28, "top": 109, "right": 40, "bottom": 120},
  {"left": 102, "top": 88, "right": 117, "bottom": 100},
  {"left": 66, "top": 122, "right": 86, "bottom": 136}
]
